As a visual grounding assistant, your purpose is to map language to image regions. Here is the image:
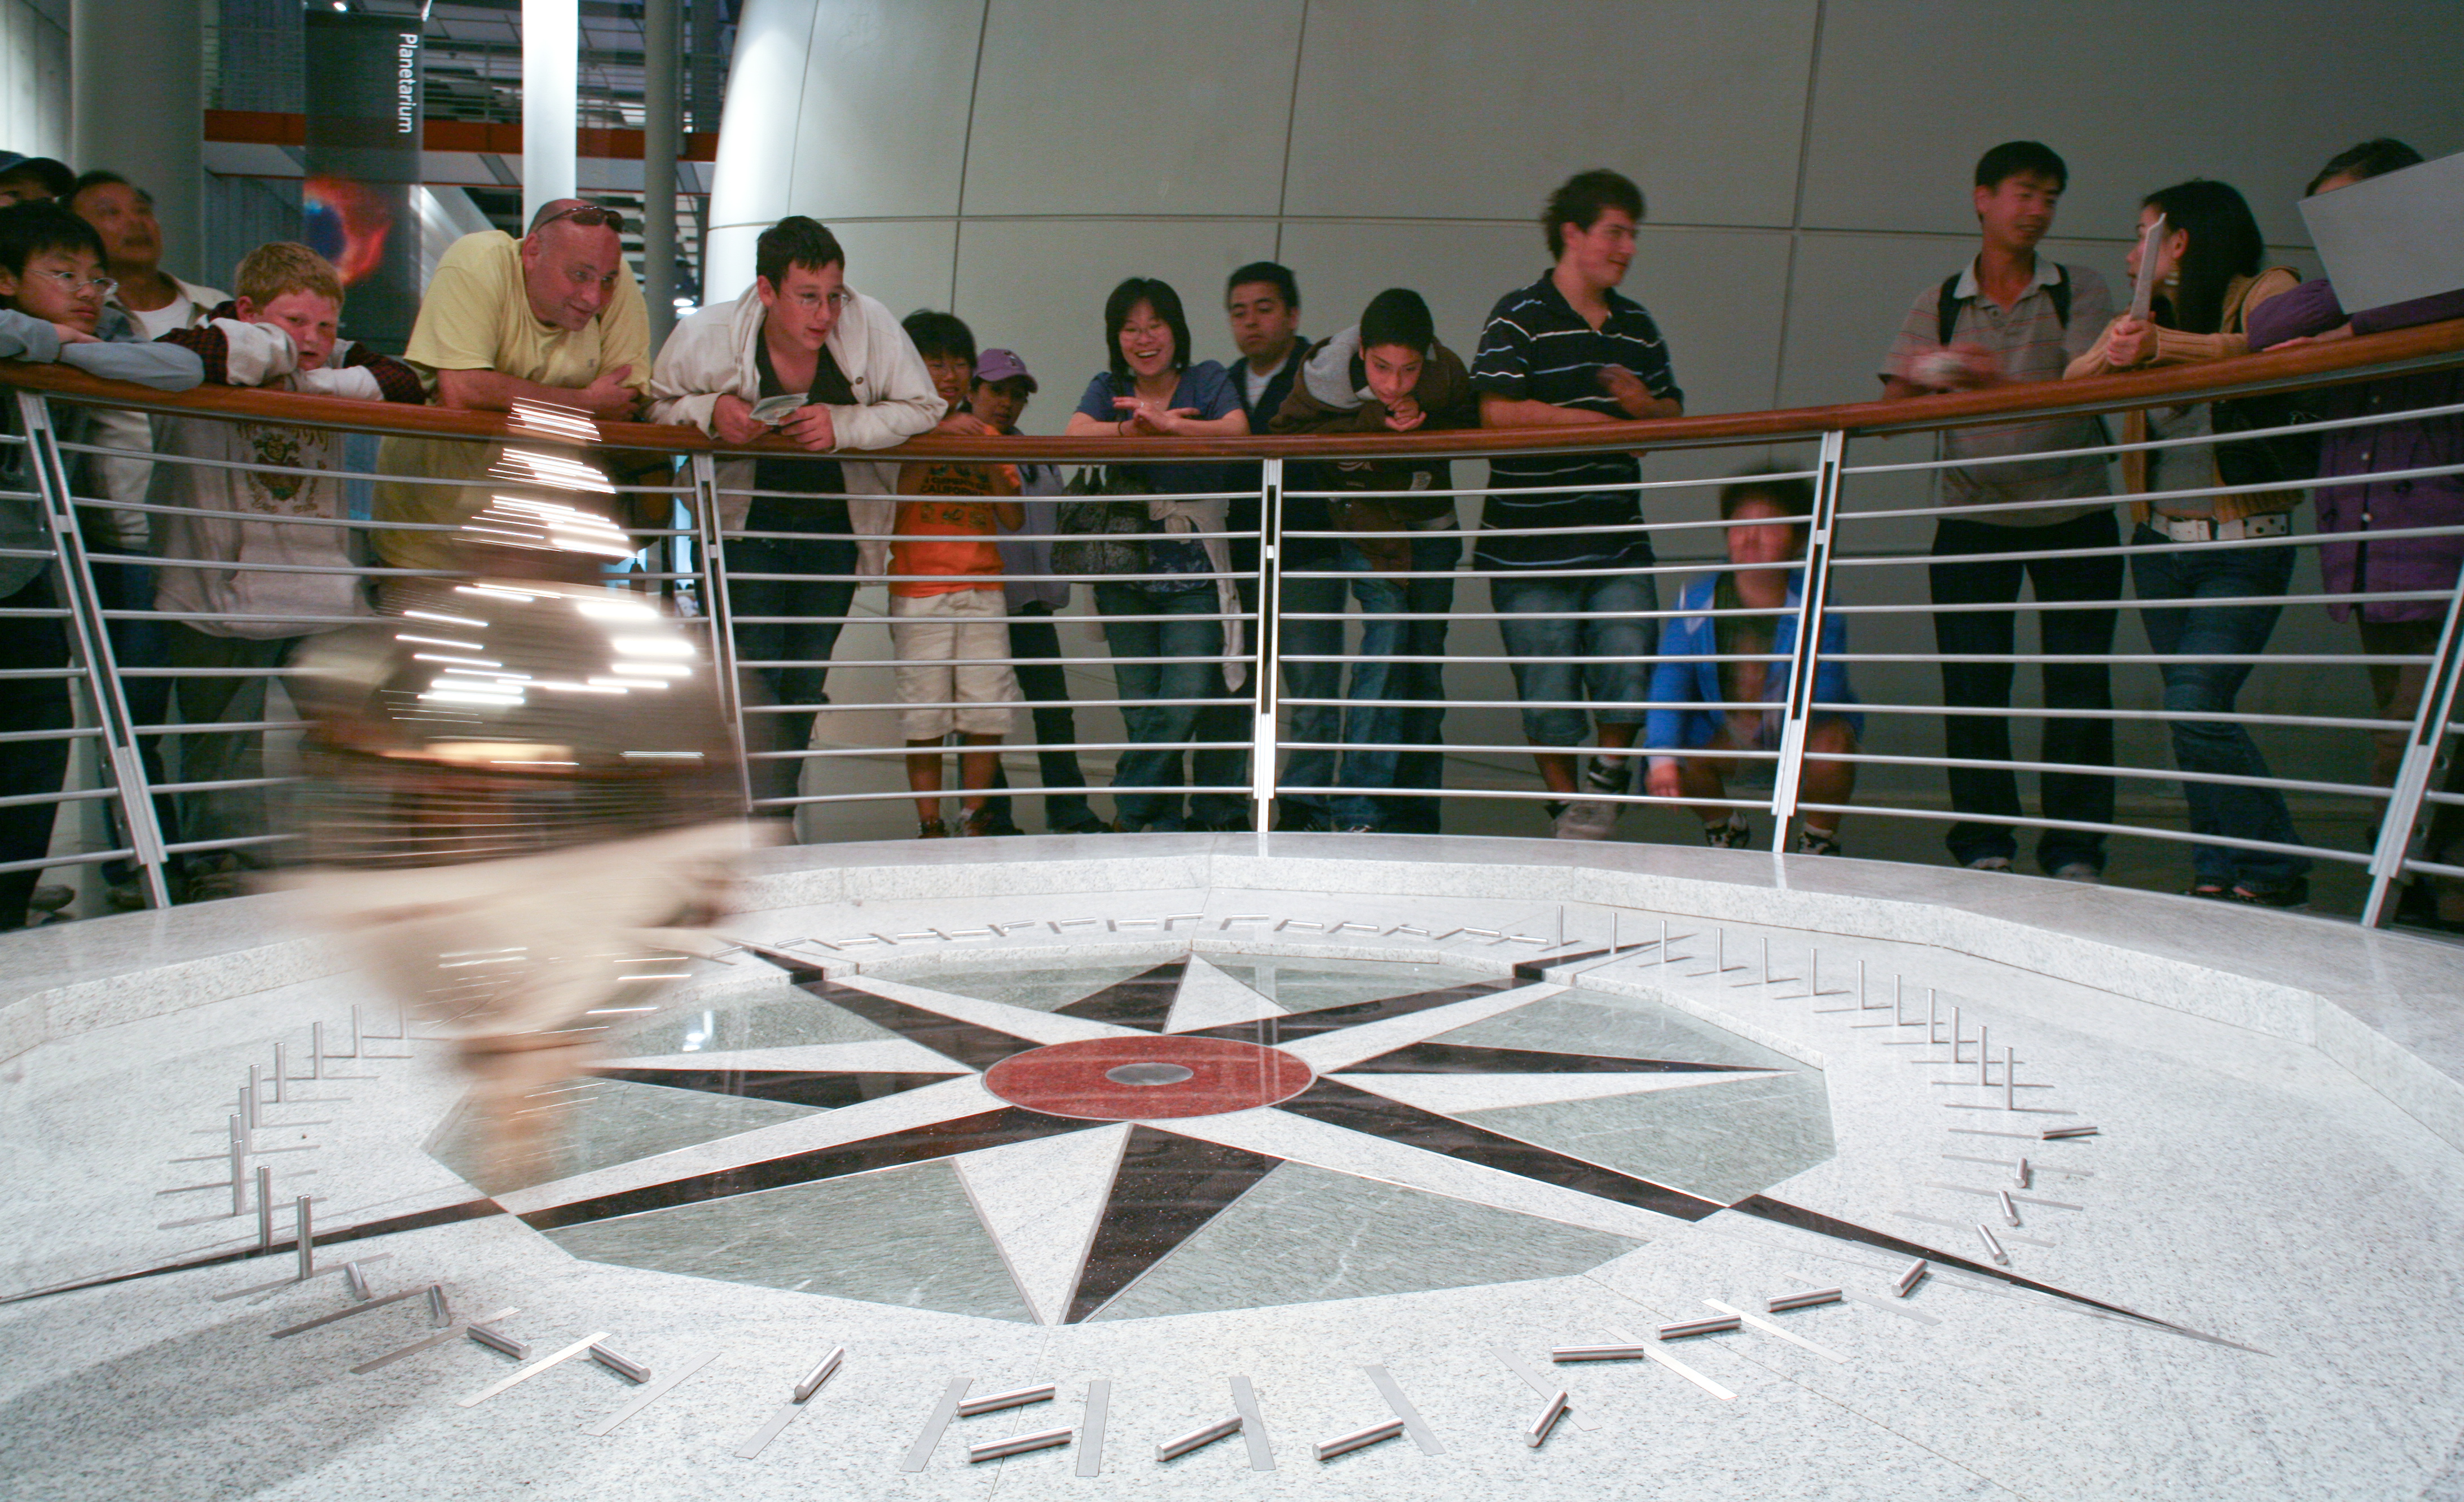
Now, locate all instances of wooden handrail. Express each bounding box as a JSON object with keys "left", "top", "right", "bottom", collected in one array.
[{"left": 6, "top": 315, "right": 2459, "bottom": 464}]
